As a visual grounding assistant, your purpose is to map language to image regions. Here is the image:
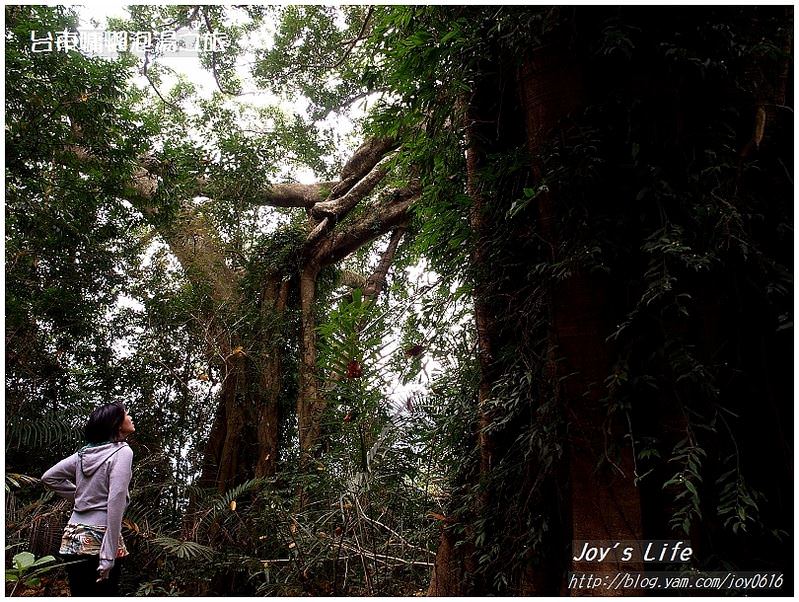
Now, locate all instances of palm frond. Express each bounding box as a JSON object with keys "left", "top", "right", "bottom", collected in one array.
[
  {"left": 151, "top": 536, "right": 216, "bottom": 560},
  {"left": 5, "top": 472, "right": 41, "bottom": 493},
  {"left": 217, "top": 478, "right": 266, "bottom": 511},
  {"left": 6, "top": 415, "right": 82, "bottom": 451}
]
